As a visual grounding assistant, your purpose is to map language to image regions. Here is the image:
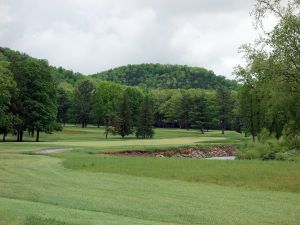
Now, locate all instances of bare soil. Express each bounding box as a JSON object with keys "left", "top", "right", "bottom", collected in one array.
[
  {"left": 37, "top": 148, "right": 73, "bottom": 154},
  {"left": 105, "top": 146, "right": 236, "bottom": 159}
]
